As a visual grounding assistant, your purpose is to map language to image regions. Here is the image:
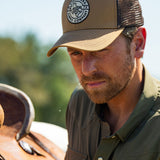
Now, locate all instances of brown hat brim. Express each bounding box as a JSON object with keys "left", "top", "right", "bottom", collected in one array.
[{"left": 47, "top": 28, "right": 124, "bottom": 57}]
